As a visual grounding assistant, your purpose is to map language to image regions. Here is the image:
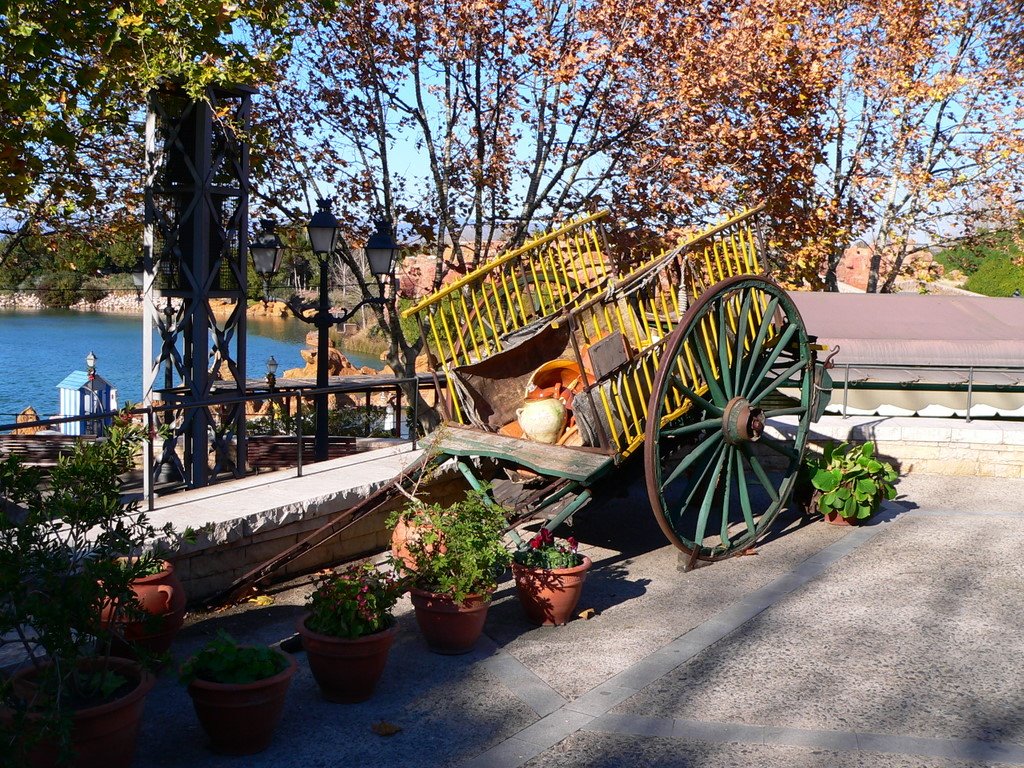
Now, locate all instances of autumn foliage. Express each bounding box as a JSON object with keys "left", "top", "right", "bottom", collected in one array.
[{"left": 4, "top": 0, "right": 1024, "bottom": 302}]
